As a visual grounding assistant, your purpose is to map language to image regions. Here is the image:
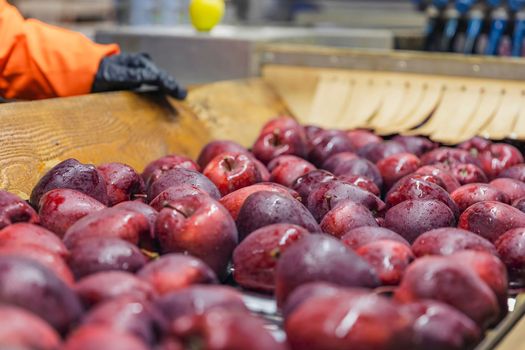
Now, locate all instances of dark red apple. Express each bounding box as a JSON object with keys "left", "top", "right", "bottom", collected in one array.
[
  {"left": 0, "top": 223, "right": 68, "bottom": 258},
  {"left": 321, "top": 152, "right": 358, "bottom": 173},
  {"left": 307, "top": 181, "right": 385, "bottom": 222},
  {"left": 495, "top": 227, "right": 525, "bottom": 287},
  {"left": 304, "top": 125, "right": 325, "bottom": 144},
  {"left": 0, "top": 190, "right": 39, "bottom": 229},
  {"left": 347, "top": 129, "right": 383, "bottom": 149},
  {"left": 458, "top": 136, "right": 492, "bottom": 156},
  {"left": 114, "top": 200, "right": 158, "bottom": 234},
  {"left": 415, "top": 165, "right": 461, "bottom": 193},
  {"left": 385, "top": 200, "right": 456, "bottom": 243},
  {"left": 392, "top": 135, "right": 438, "bottom": 156},
  {"left": 63, "top": 207, "right": 150, "bottom": 248},
  {"left": 420, "top": 147, "right": 480, "bottom": 168},
  {"left": 219, "top": 182, "right": 300, "bottom": 220},
  {"left": 341, "top": 226, "right": 410, "bottom": 250},
  {"left": 292, "top": 169, "right": 336, "bottom": 202},
  {"left": 147, "top": 168, "right": 220, "bottom": 201},
  {"left": 458, "top": 201, "right": 525, "bottom": 243},
  {"left": 252, "top": 118, "right": 308, "bottom": 164},
  {"left": 75, "top": 271, "right": 155, "bottom": 308},
  {"left": 386, "top": 177, "right": 459, "bottom": 218},
  {"left": 357, "top": 140, "right": 407, "bottom": 163},
  {"left": 490, "top": 177, "right": 525, "bottom": 202},
  {"left": 320, "top": 200, "right": 377, "bottom": 238},
  {"left": 233, "top": 223, "right": 310, "bottom": 292},
  {"left": 0, "top": 305, "right": 61, "bottom": 350},
  {"left": 377, "top": 152, "right": 421, "bottom": 190},
  {"left": 63, "top": 326, "right": 148, "bottom": 350},
  {"left": 197, "top": 140, "right": 250, "bottom": 169},
  {"left": 172, "top": 308, "right": 287, "bottom": 350},
  {"left": 149, "top": 184, "right": 207, "bottom": 211},
  {"left": 97, "top": 162, "right": 146, "bottom": 206},
  {"left": 449, "top": 250, "right": 508, "bottom": 321},
  {"left": 141, "top": 154, "right": 200, "bottom": 185},
  {"left": 0, "top": 245, "right": 74, "bottom": 286},
  {"left": 203, "top": 152, "right": 263, "bottom": 196},
  {"left": 479, "top": 143, "right": 524, "bottom": 179},
  {"left": 330, "top": 158, "right": 383, "bottom": 189},
  {"left": 275, "top": 234, "right": 379, "bottom": 306},
  {"left": 67, "top": 237, "right": 147, "bottom": 279},
  {"left": 338, "top": 174, "right": 381, "bottom": 196},
  {"left": 38, "top": 188, "right": 106, "bottom": 237},
  {"left": 308, "top": 130, "right": 355, "bottom": 167},
  {"left": 154, "top": 285, "right": 247, "bottom": 323},
  {"left": 0, "top": 256, "right": 83, "bottom": 333},
  {"left": 236, "top": 191, "right": 320, "bottom": 241},
  {"left": 401, "top": 301, "right": 481, "bottom": 350},
  {"left": 451, "top": 183, "right": 510, "bottom": 213},
  {"left": 412, "top": 227, "right": 497, "bottom": 257},
  {"left": 30, "top": 158, "right": 109, "bottom": 208},
  {"left": 451, "top": 163, "right": 488, "bottom": 185},
  {"left": 498, "top": 163, "right": 525, "bottom": 182},
  {"left": 356, "top": 240, "right": 415, "bottom": 285},
  {"left": 285, "top": 292, "right": 411, "bottom": 350},
  {"left": 513, "top": 197, "right": 525, "bottom": 213},
  {"left": 268, "top": 155, "right": 316, "bottom": 188},
  {"left": 155, "top": 194, "right": 238, "bottom": 279},
  {"left": 394, "top": 256, "right": 499, "bottom": 329},
  {"left": 137, "top": 254, "right": 217, "bottom": 296},
  {"left": 81, "top": 296, "right": 166, "bottom": 345}
]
